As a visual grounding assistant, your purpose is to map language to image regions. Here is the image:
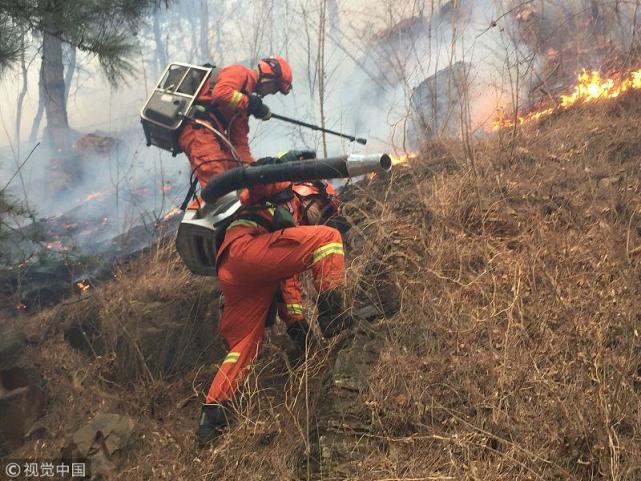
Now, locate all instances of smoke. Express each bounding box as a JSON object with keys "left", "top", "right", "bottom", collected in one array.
[{"left": 1, "top": 0, "right": 640, "bottom": 254}]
